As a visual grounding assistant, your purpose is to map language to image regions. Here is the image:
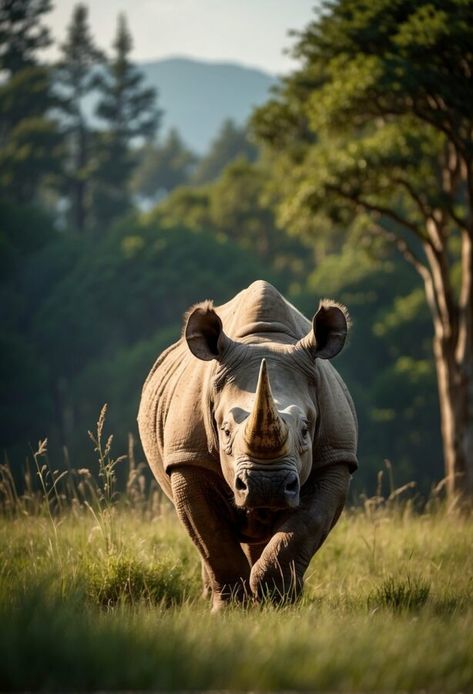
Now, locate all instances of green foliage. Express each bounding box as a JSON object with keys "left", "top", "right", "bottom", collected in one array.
[
  {"left": 192, "top": 118, "right": 258, "bottom": 184},
  {"left": 0, "top": 331, "right": 51, "bottom": 446},
  {"left": 210, "top": 158, "right": 275, "bottom": 255},
  {"left": 252, "top": 0, "right": 471, "bottom": 272},
  {"left": 0, "top": 1, "right": 63, "bottom": 202},
  {"left": 55, "top": 3, "right": 104, "bottom": 231},
  {"left": 152, "top": 184, "right": 214, "bottom": 232},
  {"left": 150, "top": 157, "right": 315, "bottom": 287},
  {"left": 0, "top": 197, "right": 56, "bottom": 269},
  {"left": 0, "top": 214, "right": 279, "bottom": 465},
  {"left": 56, "top": 4, "right": 103, "bottom": 104},
  {"left": 0, "top": 62, "right": 62, "bottom": 201},
  {"left": 95, "top": 14, "right": 159, "bottom": 141},
  {"left": 92, "top": 14, "right": 161, "bottom": 228},
  {"left": 303, "top": 241, "right": 441, "bottom": 490},
  {"left": 131, "top": 128, "right": 197, "bottom": 202},
  {"left": 0, "top": 0, "right": 52, "bottom": 74}
]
